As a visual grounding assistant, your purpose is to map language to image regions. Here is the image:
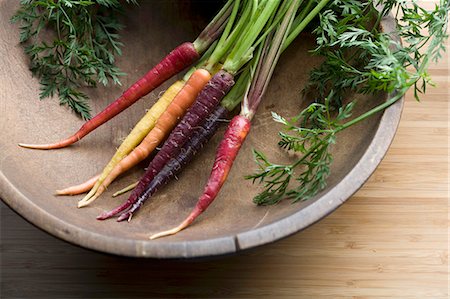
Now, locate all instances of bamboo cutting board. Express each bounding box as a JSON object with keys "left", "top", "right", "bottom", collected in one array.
[{"left": 1, "top": 2, "right": 448, "bottom": 298}]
